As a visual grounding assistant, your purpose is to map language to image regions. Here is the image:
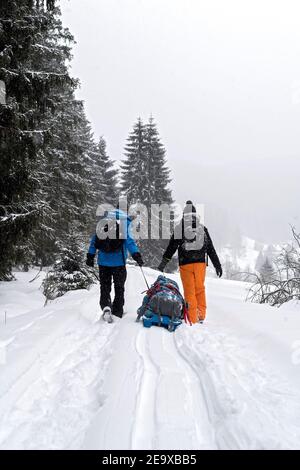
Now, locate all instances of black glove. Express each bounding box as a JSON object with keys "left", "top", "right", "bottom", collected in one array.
[
  {"left": 132, "top": 252, "right": 144, "bottom": 266},
  {"left": 157, "top": 257, "right": 169, "bottom": 272},
  {"left": 216, "top": 266, "right": 223, "bottom": 278},
  {"left": 86, "top": 253, "right": 95, "bottom": 267}
]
